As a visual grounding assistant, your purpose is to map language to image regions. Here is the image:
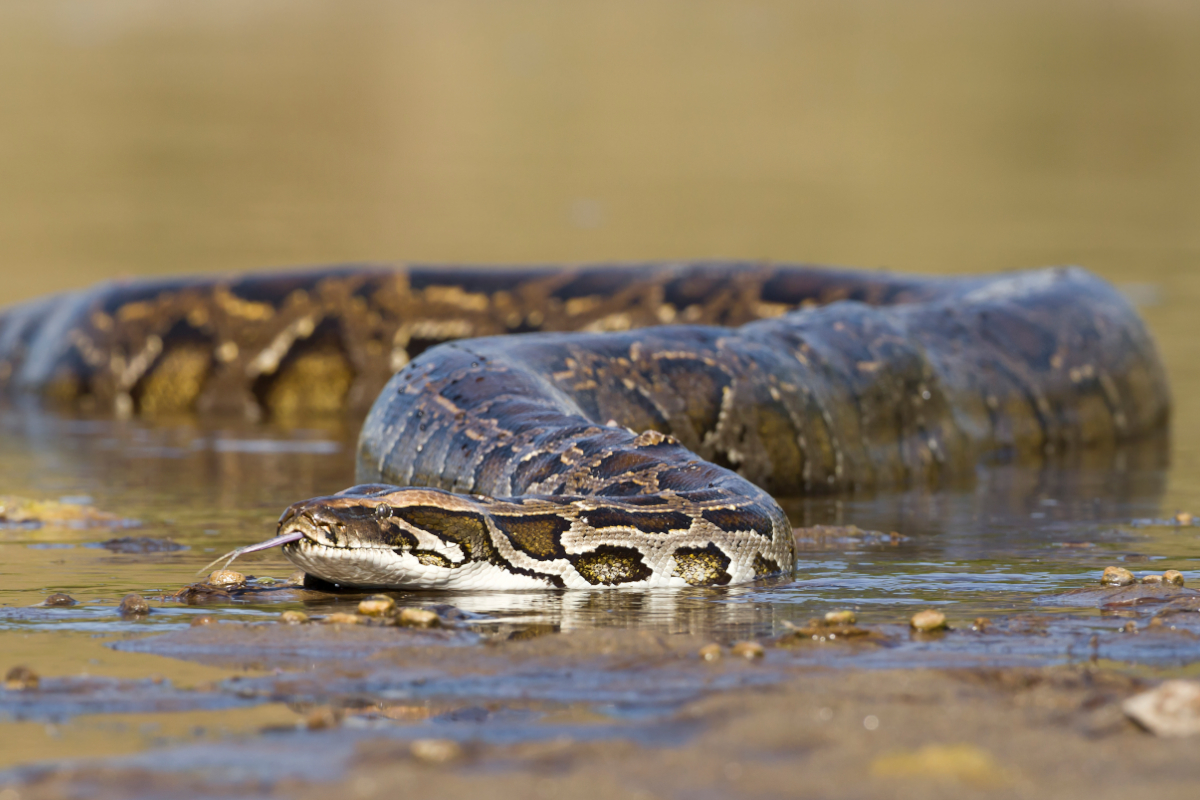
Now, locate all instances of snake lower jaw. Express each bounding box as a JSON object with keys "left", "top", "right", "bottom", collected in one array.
[{"left": 281, "top": 538, "right": 559, "bottom": 590}]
